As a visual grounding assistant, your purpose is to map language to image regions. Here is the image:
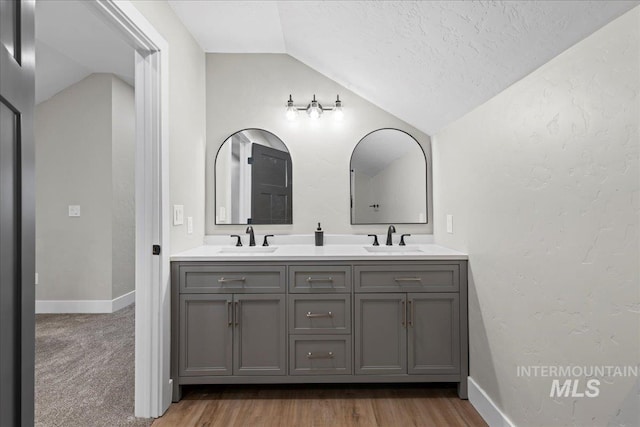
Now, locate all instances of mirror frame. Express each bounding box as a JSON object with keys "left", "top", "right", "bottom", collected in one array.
[
  {"left": 349, "top": 128, "right": 428, "bottom": 225},
  {"left": 213, "top": 128, "right": 292, "bottom": 225}
]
